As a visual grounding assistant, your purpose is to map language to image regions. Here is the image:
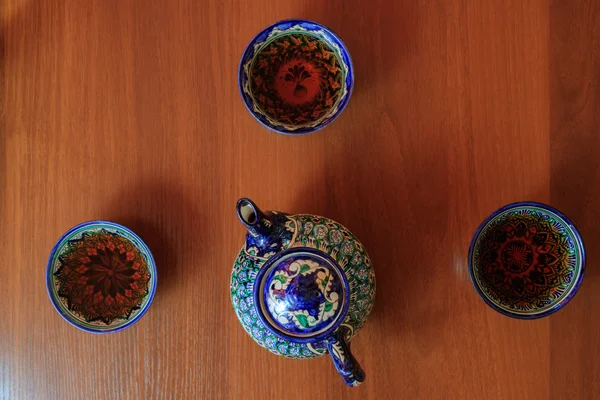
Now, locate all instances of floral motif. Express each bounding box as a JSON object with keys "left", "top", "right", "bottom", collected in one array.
[
  {"left": 283, "top": 64, "right": 312, "bottom": 97},
  {"left": 341, "top": 241, "right": 354, "bottom": 255},
  {"left": 252, "top": 326, "right": 265, "bottom": 340},
  {"left": 265, "top": 258, "right": 341, "bottom": 333},
  {"left": 501, "top": 241, "right": 534, "bottom": 273},
  {"left": 303, "top": 222, "right": 314, "bottom": 235},
  {"left": 329, "top": 230, "right": 344, "bottom": 245},
  {"left": 351, "top": 253, "right": 363, "bottom": 265},
  {"left": 53, "top": 230, "right": 151, "bottom": 325},
  {"left": 313, "top": 225, "right": 328, "bottom": 240}
]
